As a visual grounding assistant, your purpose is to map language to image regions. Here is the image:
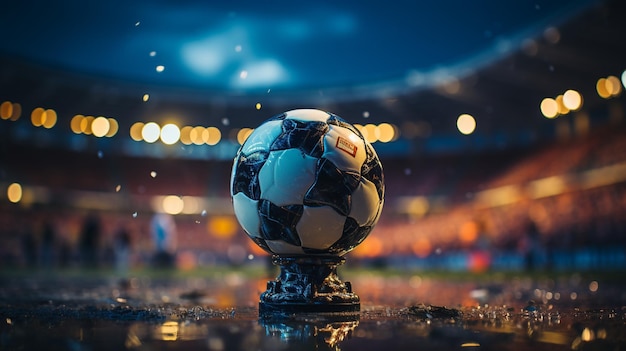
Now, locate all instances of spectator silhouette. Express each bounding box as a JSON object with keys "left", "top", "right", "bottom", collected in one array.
[
  {"left": 150, "top": 213, "right": 177, "bottom": 269},
  {"left": 79, "top": 213, "right": 101, "bottom": 268},
  {"left": 40, "top": 220, "right": 56, "bottom": 268},
  {"left": 113, "top": 223, "right": 132, "bottom": 279},
  {"left": 520, "top": 218, "right": 544, "bottom": 271}
]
